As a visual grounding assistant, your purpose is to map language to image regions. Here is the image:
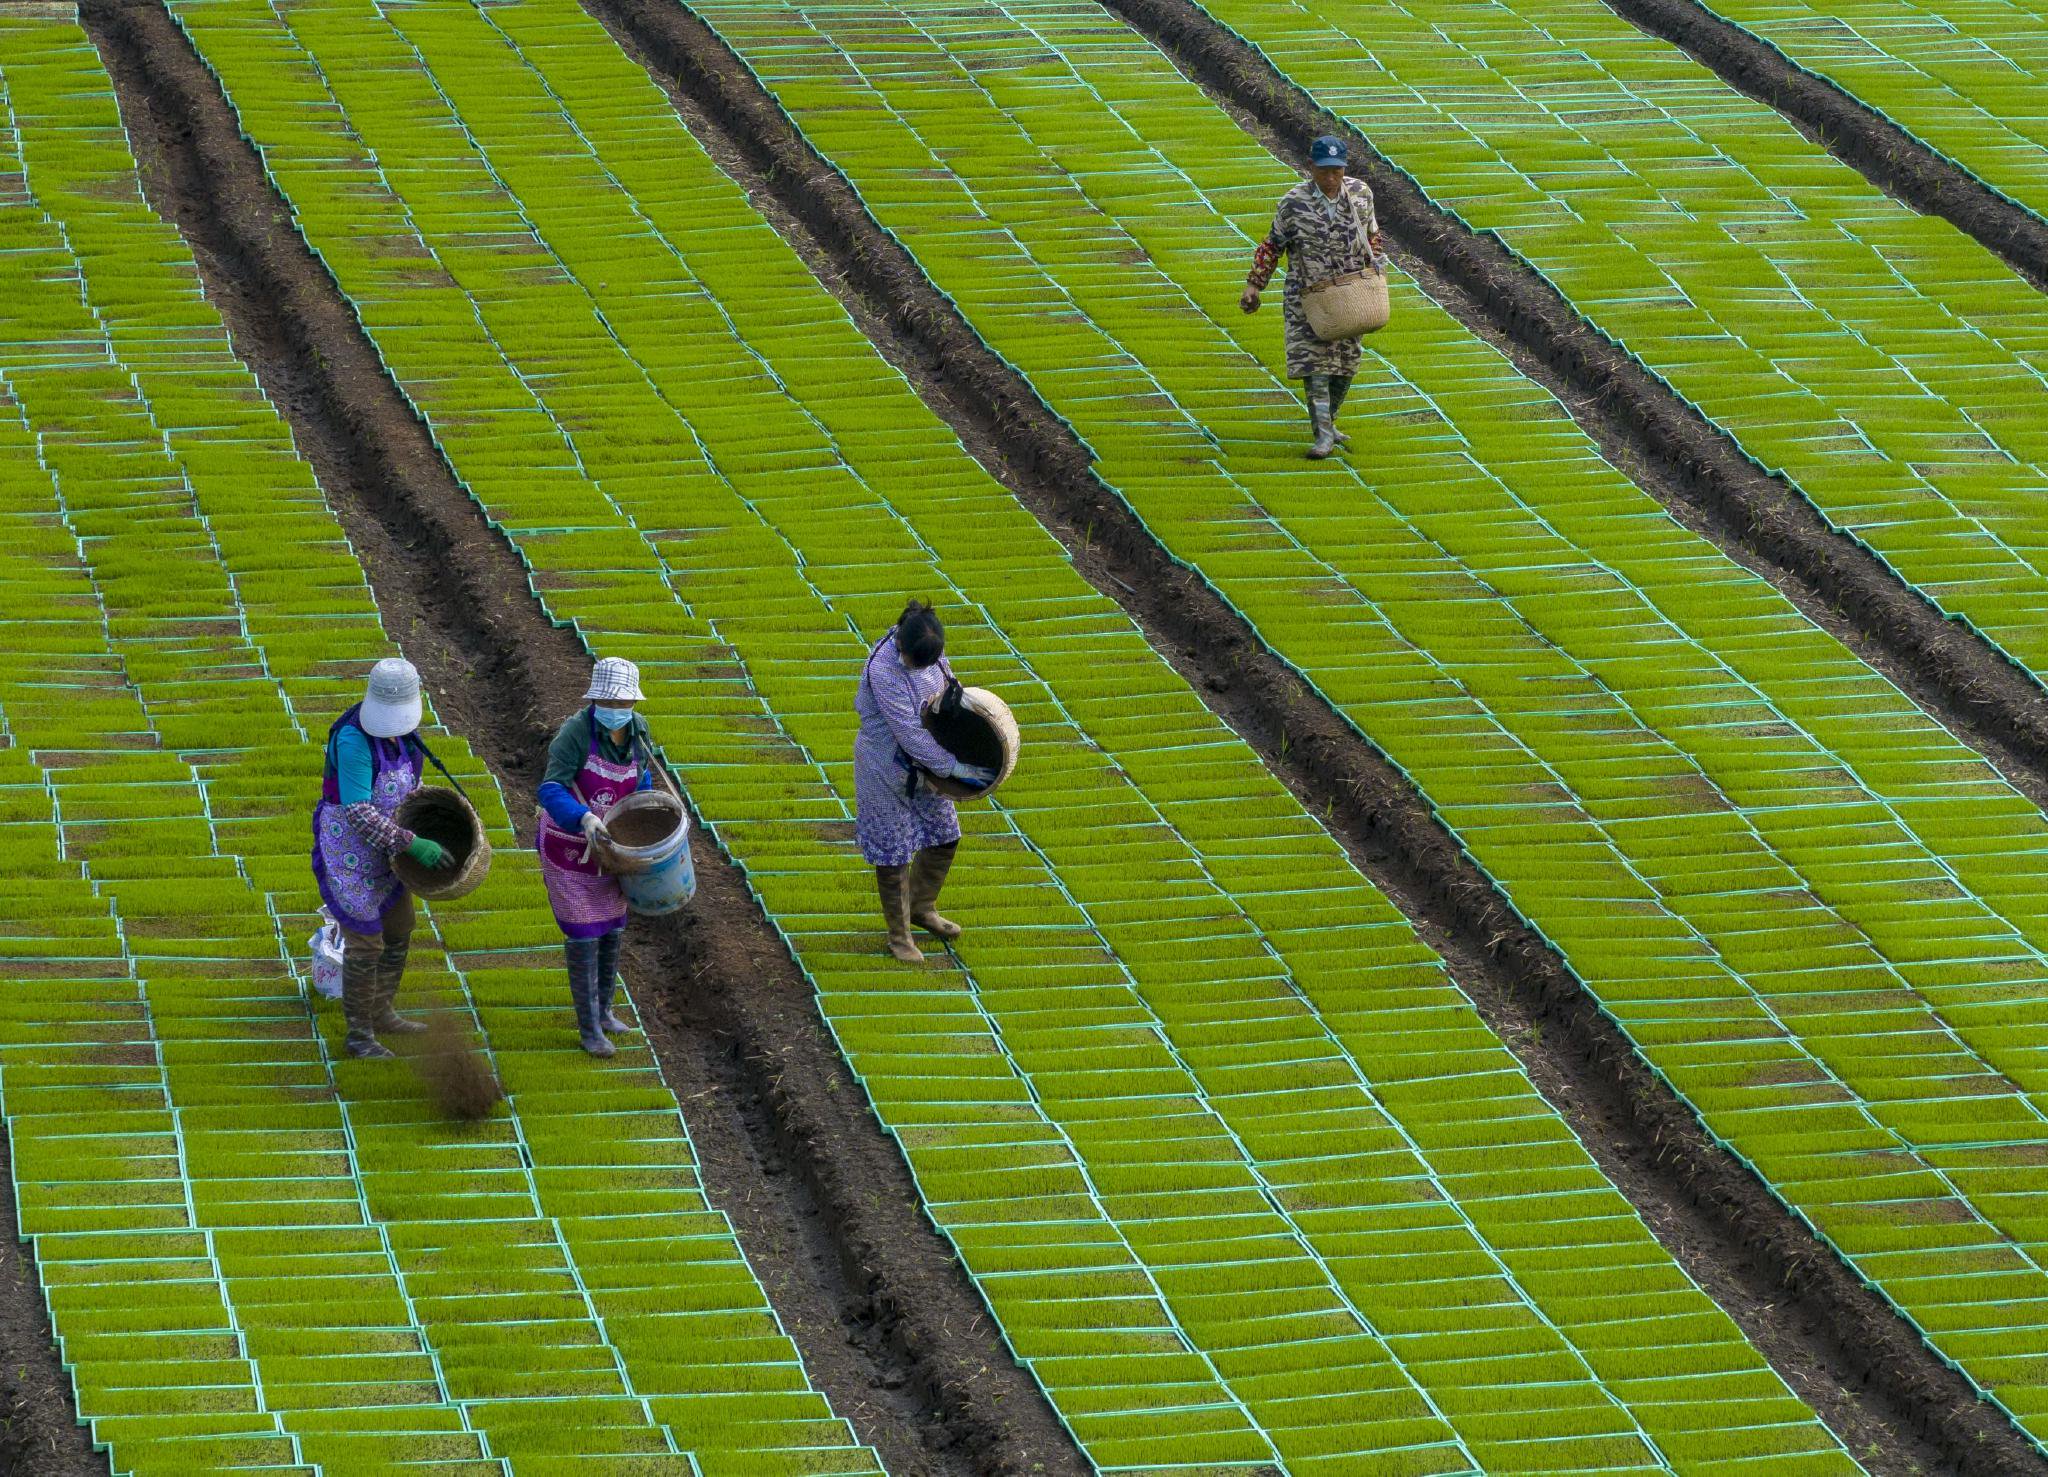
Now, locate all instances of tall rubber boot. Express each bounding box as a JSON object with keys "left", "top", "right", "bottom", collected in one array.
[
  {"left": 565, "top": 936, "right": 615, "bottom": 1057},
  {"left": 1305, "top": 375, "right": 1337, "bottom": 460},
  {"left": 907, "top": 842, "right": 962, "bottom": 942},
  {"left": 596, "top": 927, "right": 632, "bottom": 1035},
  {"left": 1329, "top": 373, "right": 1353, "bottom": 447},
  {"left": 876, "top": 865, "right": 924, "bottom": 963},
  {"left": 341, "top": 947, "right": 392, "bottom": 1060},
  {"left": 373, "top": 934, "right": 426, "bottom": 1035}
]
